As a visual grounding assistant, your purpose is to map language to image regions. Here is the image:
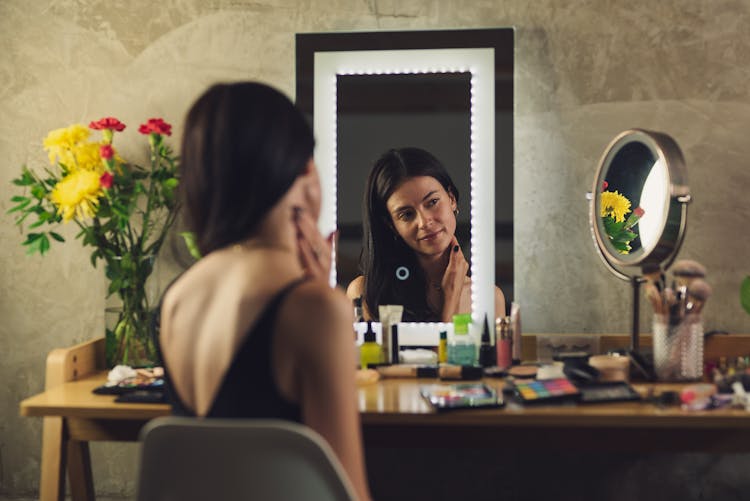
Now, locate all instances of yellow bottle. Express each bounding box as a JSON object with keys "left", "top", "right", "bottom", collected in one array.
[
  {"left": 359, "top": 321, "right": 381, "bottom": 369},
  {"left": 438, "top": 330, "right": 448, "bottom": 363}
]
